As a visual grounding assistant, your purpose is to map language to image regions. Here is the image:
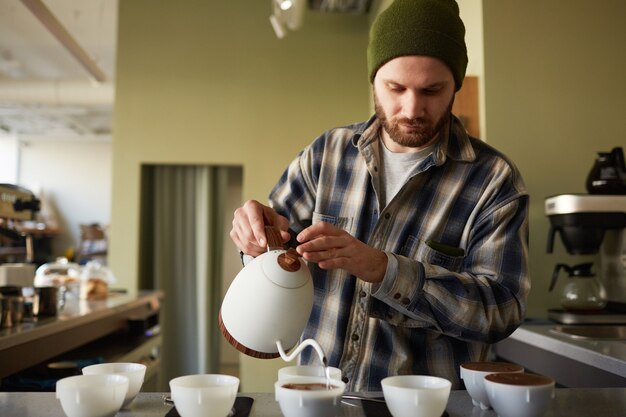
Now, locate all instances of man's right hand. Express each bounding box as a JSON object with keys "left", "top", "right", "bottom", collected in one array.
[{"left": 230, "top": 200, "right": 291, "bottom": 257}]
